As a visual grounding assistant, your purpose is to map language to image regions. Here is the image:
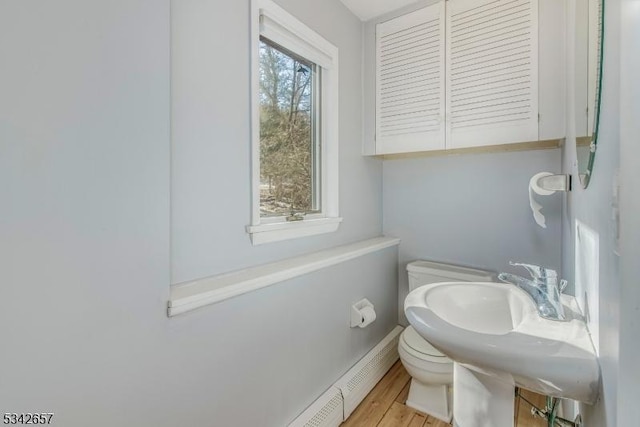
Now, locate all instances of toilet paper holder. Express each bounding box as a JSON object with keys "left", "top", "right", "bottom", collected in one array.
[
  {"left": 351, "top": 298, "right": 376, "bottom": 328},
  {"left": 529, "top": 172, "right": 571, "bottom": 229},
  {"left": 535, "top": 173, "right": 572, "bottom": 192}
]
